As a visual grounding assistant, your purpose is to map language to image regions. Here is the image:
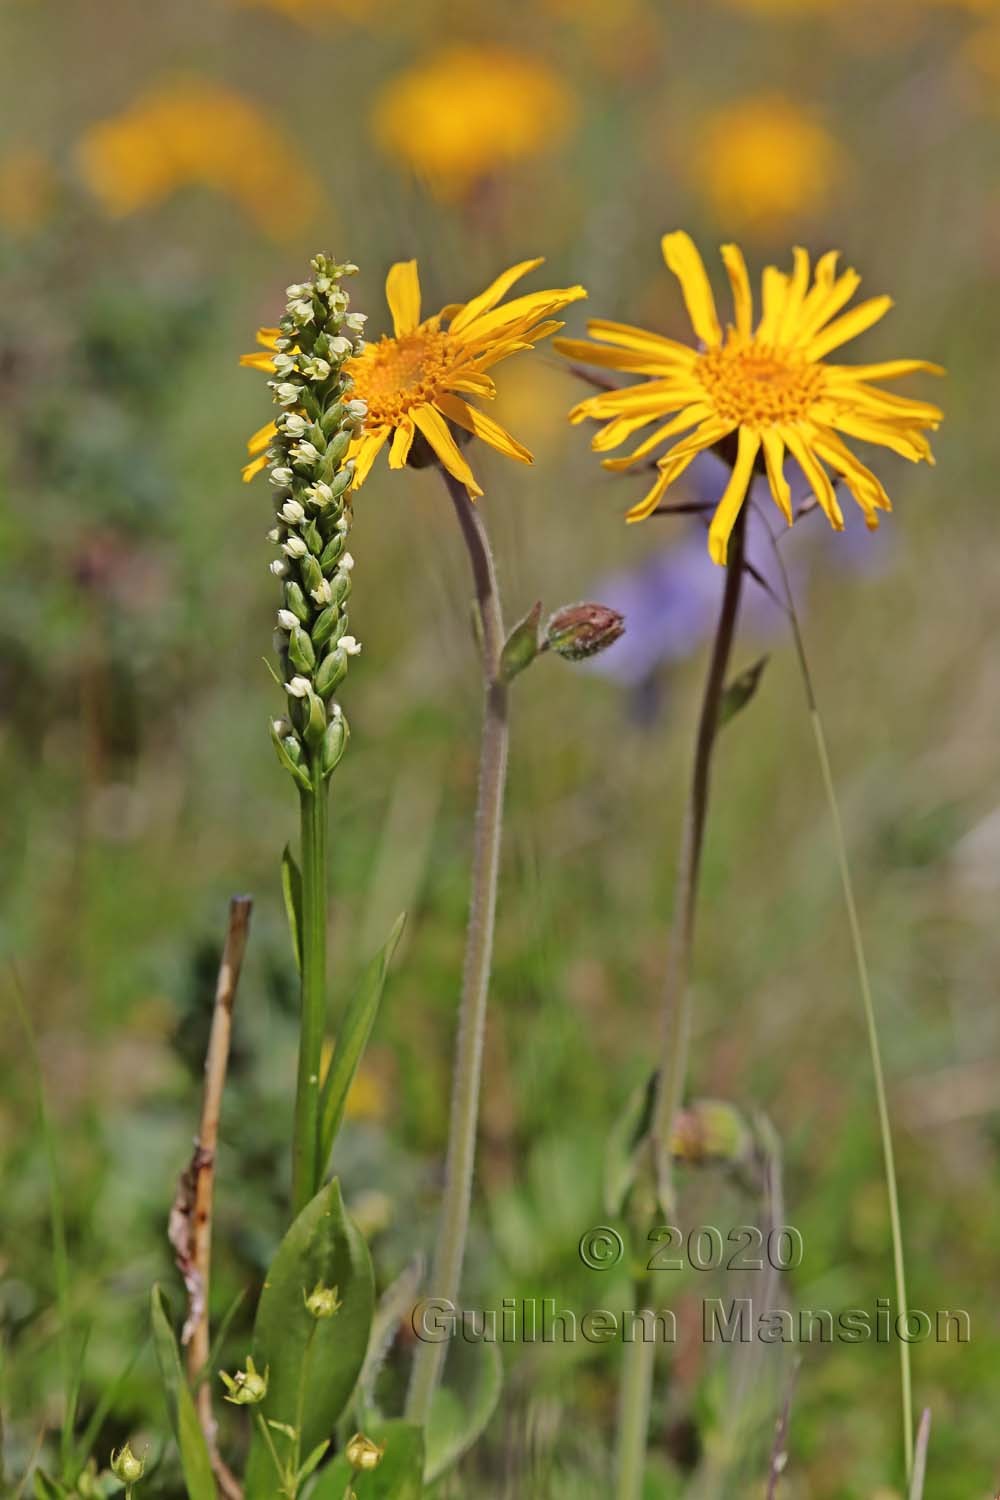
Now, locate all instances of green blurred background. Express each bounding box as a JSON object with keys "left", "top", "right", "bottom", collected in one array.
[{"left": 1, "top": 0, "right": 999, "bottom": 1494}]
